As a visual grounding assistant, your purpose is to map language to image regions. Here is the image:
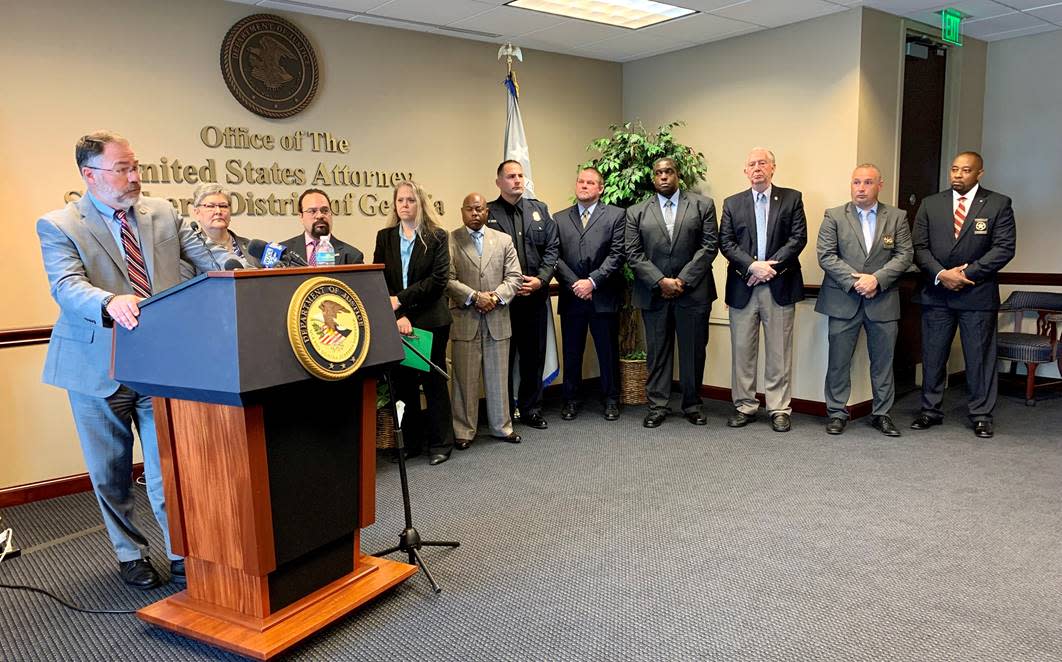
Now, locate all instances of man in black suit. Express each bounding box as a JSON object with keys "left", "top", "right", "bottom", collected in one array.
[
  {"left": 487, "top": 160, "right": 559, "bottom": 430},
  {"left": 554, "top": 167, "right": 626, "bottom": 421},
  {"left": 626, "top": 157, "right": 719, "bottom": 428},
  {"left": 281, "top": 188, "right": 364, "bottom": 265},
  {"left": 911, "top": 151, "right": 1016, "bottom": 438},
  {"left": 719, "top": 148, "right": 807, "bottom": 433}
]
